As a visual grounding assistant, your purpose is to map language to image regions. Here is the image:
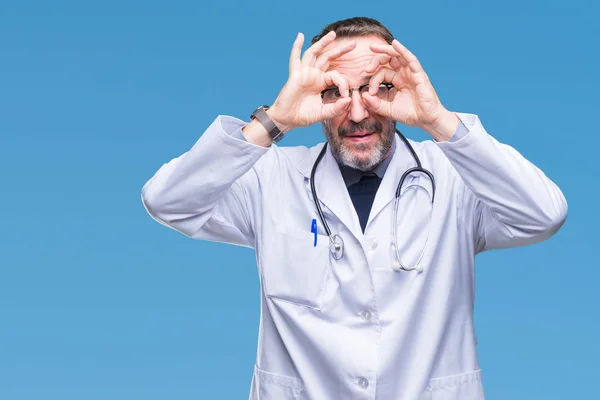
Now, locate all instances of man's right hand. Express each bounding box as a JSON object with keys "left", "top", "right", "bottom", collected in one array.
[{"left": 267, "top": 31, "right": 355, "bottom": 133}]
